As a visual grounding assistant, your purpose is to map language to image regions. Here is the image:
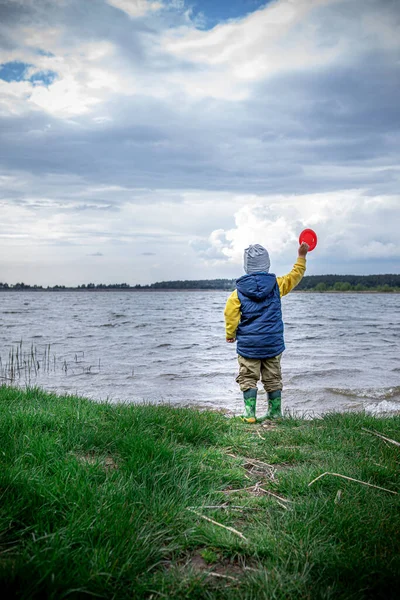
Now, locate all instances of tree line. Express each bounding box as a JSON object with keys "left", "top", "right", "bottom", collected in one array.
[
  {"left": 0, "top": 274, "right": 399, "bottom": 292},
  {"left": 296, "top": 274, "right": 400, "bottom": 291}
]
